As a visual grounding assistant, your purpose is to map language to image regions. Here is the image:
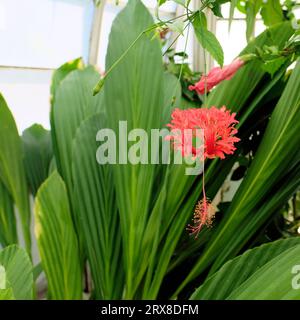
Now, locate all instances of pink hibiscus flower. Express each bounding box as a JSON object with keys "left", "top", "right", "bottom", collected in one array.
[
  {"left": 165, "top": 106, "right": 240, "bottom": 237},
  {"left": 166, "top": 106, "right": 240, "bottom": 160}
]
